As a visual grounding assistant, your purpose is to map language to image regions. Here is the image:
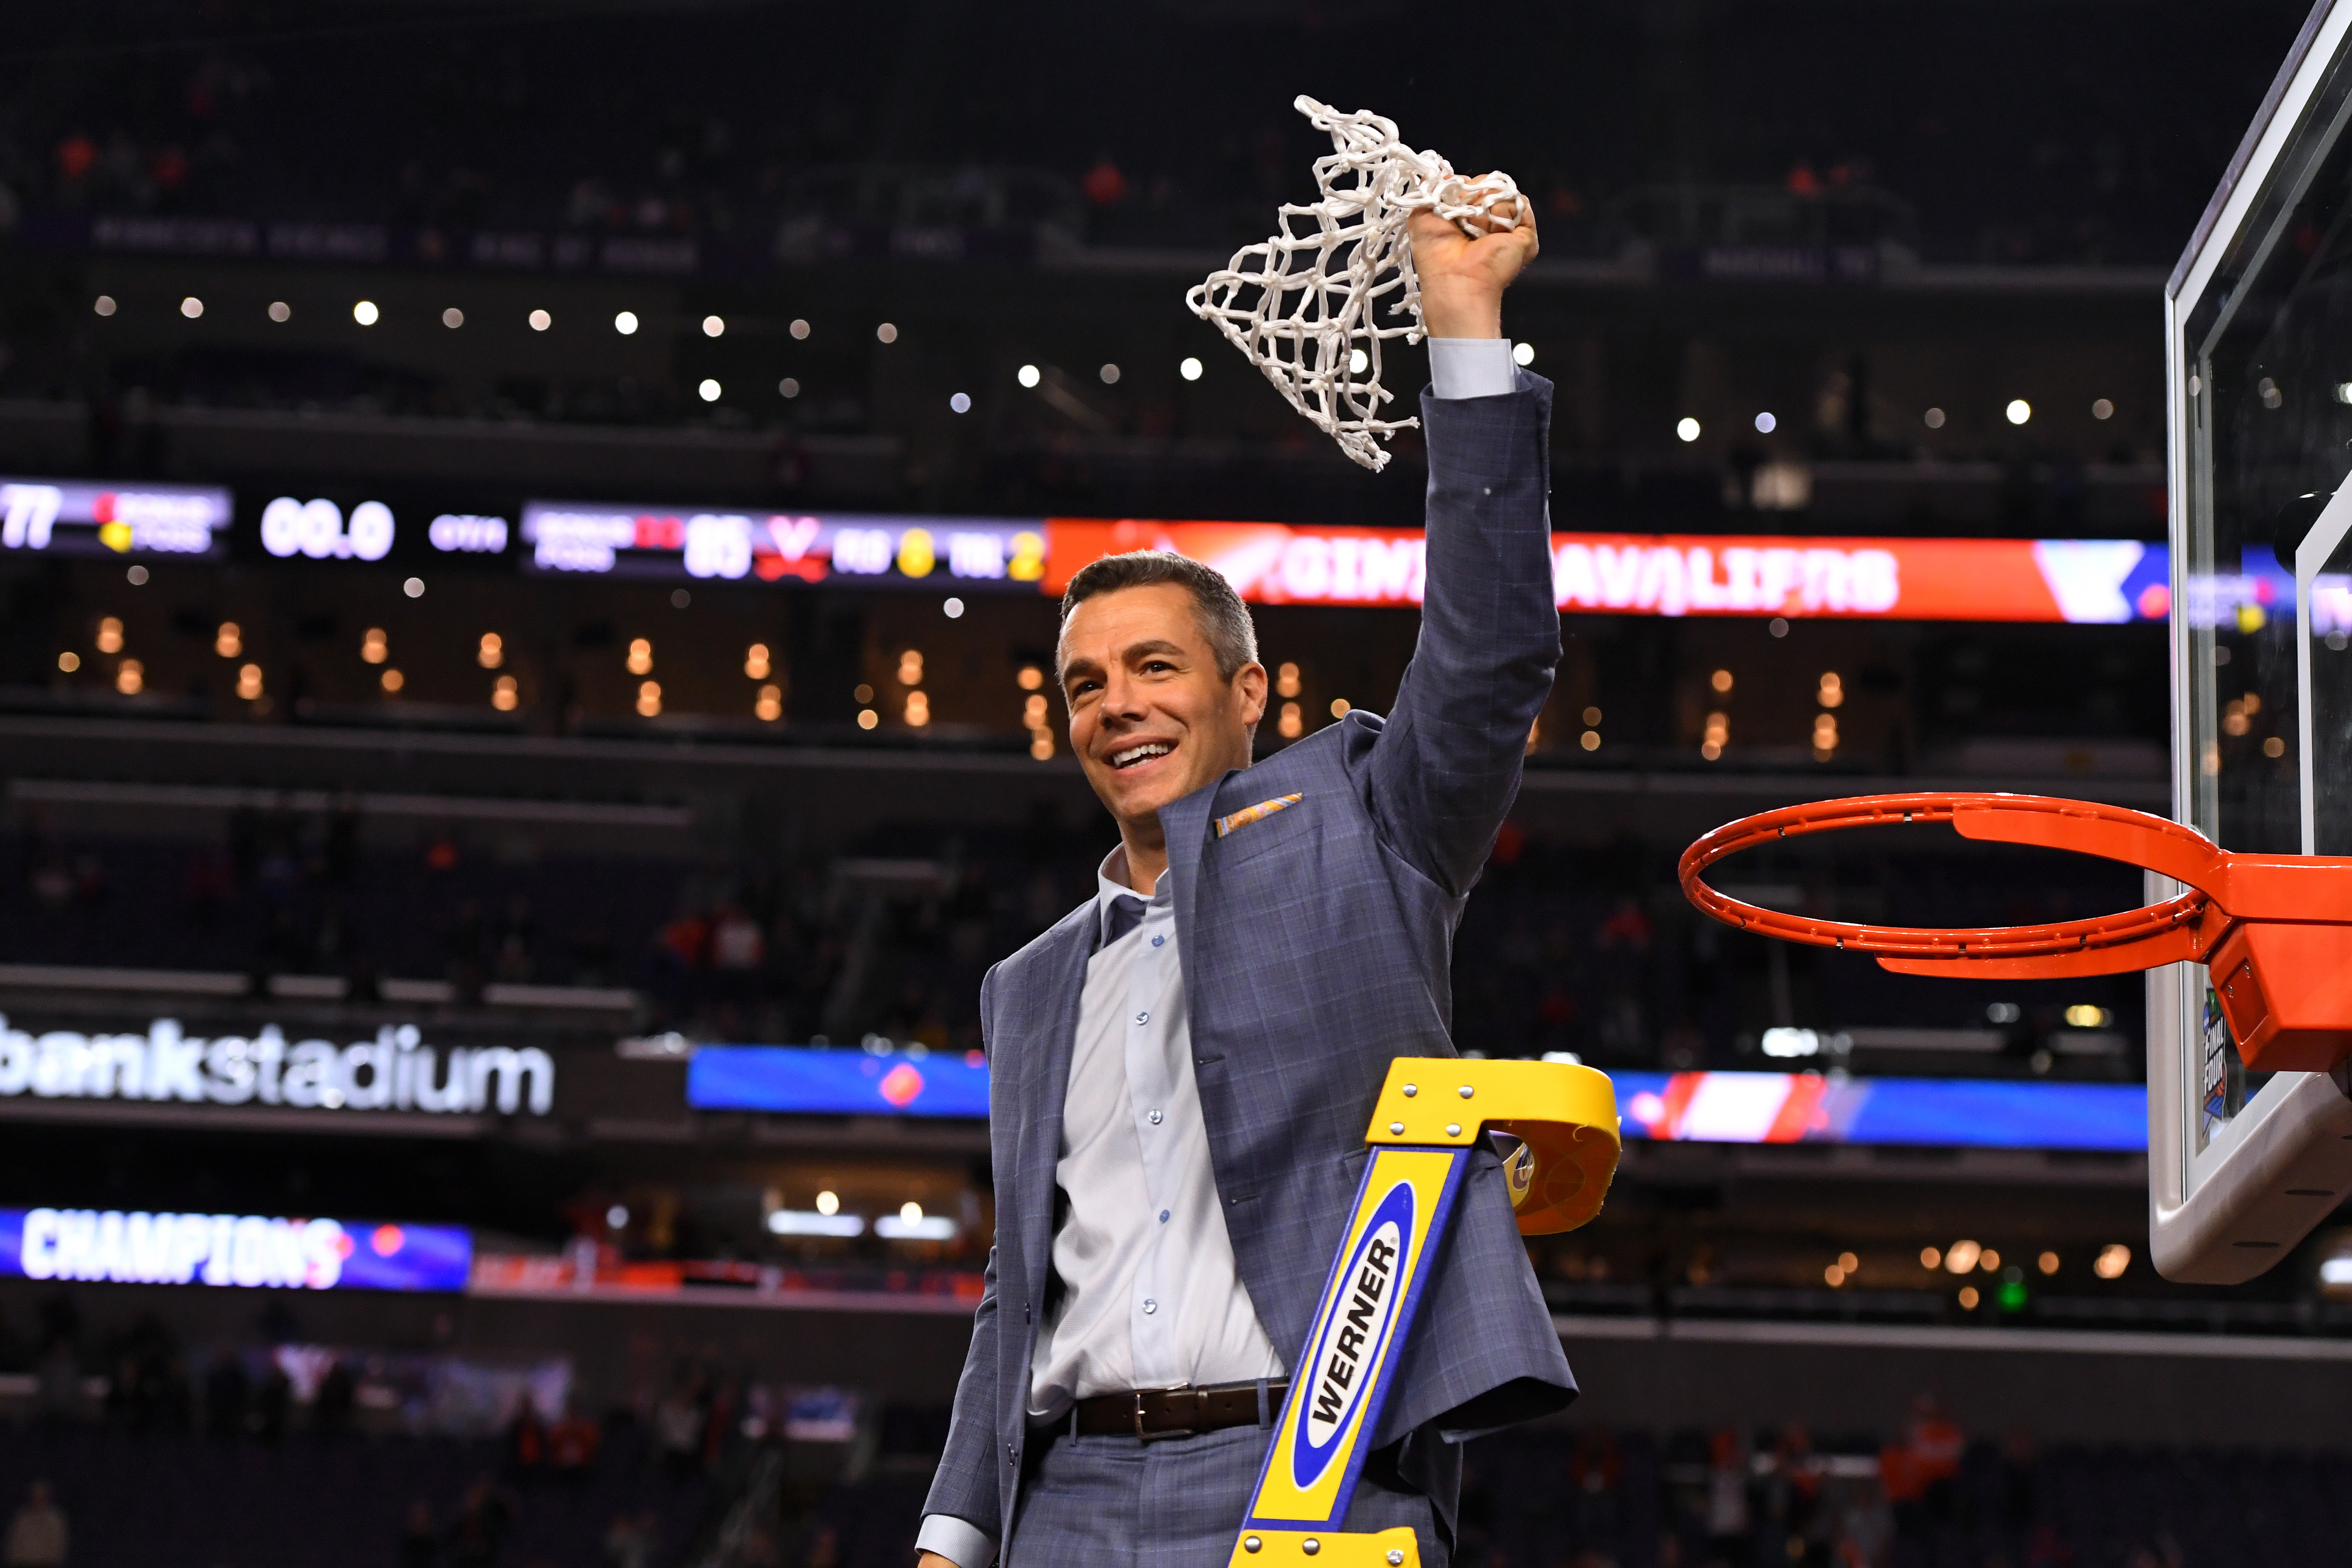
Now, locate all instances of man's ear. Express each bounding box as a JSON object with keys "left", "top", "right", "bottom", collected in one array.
[{"left": 1232, "top": 661, "right": 1269, "bottom": 728}]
